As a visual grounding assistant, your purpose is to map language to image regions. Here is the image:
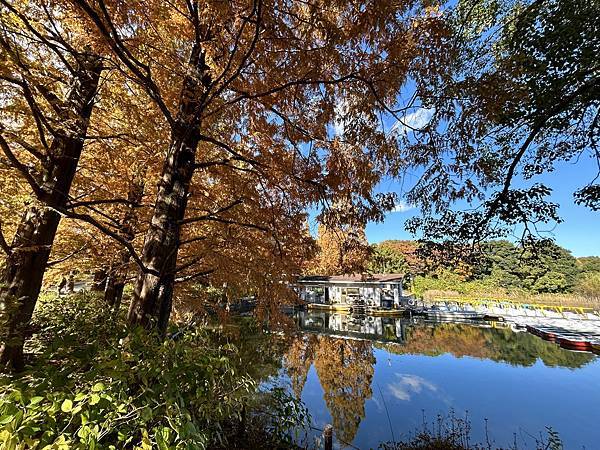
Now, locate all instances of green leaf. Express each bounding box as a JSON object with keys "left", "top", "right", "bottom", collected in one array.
[
  {"left": 141, "top": 428, "right": 152, "bottom": 450},
  {"left": 29, "top": 396, "right": 44, "bottom": 405},
  {"left": 61, "top": 399, "right": 73, "bottom": 413},
  {"left": 91, "top": 383, "right": 105, "bottom": 392},
  {"left": 139, "top": 406, "right": 152, "bottom": 422},
  {"left": 0, "top": 414, "right": 14, "bottom": 425},
  {"left": 155, "top": 427, "right": 170, "bottom": 450}
]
